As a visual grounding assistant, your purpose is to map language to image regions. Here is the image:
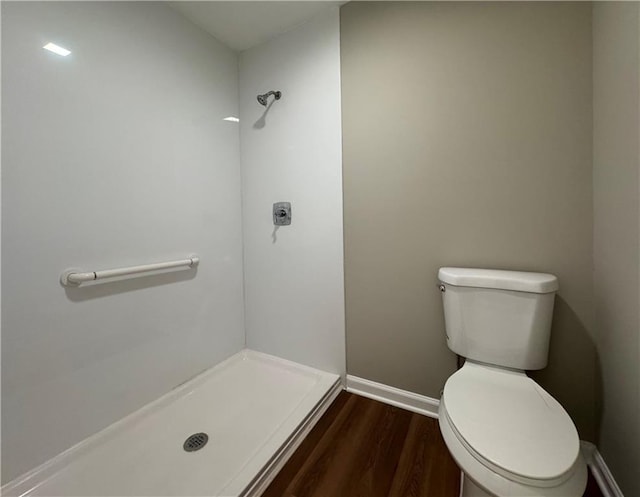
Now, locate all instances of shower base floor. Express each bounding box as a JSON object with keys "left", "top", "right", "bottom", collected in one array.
[{"left": 3, "top": 350, "right": 342, "bottom": 497}]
